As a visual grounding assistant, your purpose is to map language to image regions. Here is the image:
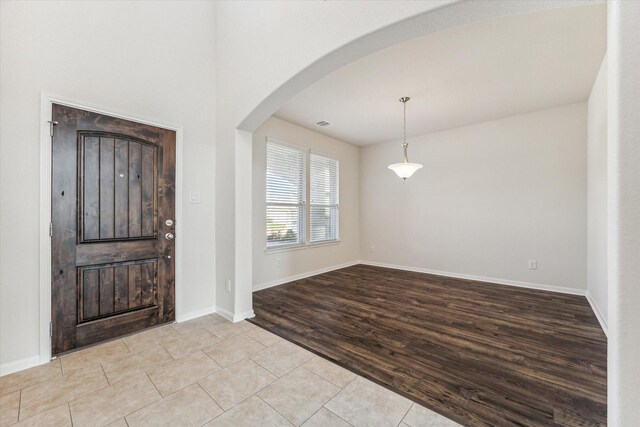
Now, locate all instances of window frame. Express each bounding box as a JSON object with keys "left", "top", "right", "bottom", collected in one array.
[
  {"left": 265, "top": 138, "right": 307, "bottom": 251},
  {"left": 309, "top": 152, "right": 340, "bottom": 245},
  {"left": 265, "top": 138, "right": 340, "bottom": 253}
]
